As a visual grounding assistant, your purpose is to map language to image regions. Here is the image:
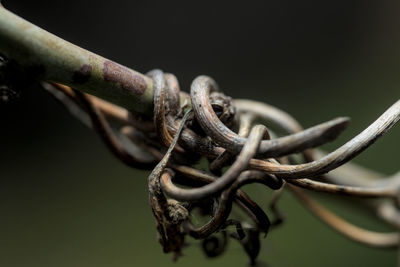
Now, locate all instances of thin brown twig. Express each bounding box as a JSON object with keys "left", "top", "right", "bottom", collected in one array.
[
  {"left": 287, "top": 178, "right": 398, "bottom": 198},
  {"left": 73, "top": 89, "right": 157, "bottom": 169},
  {"left": 289, "top": 185, "right": 399, "bottom": 248},
  {"left": 250, "top": 100, "right": 400, "bottom": 178}
]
